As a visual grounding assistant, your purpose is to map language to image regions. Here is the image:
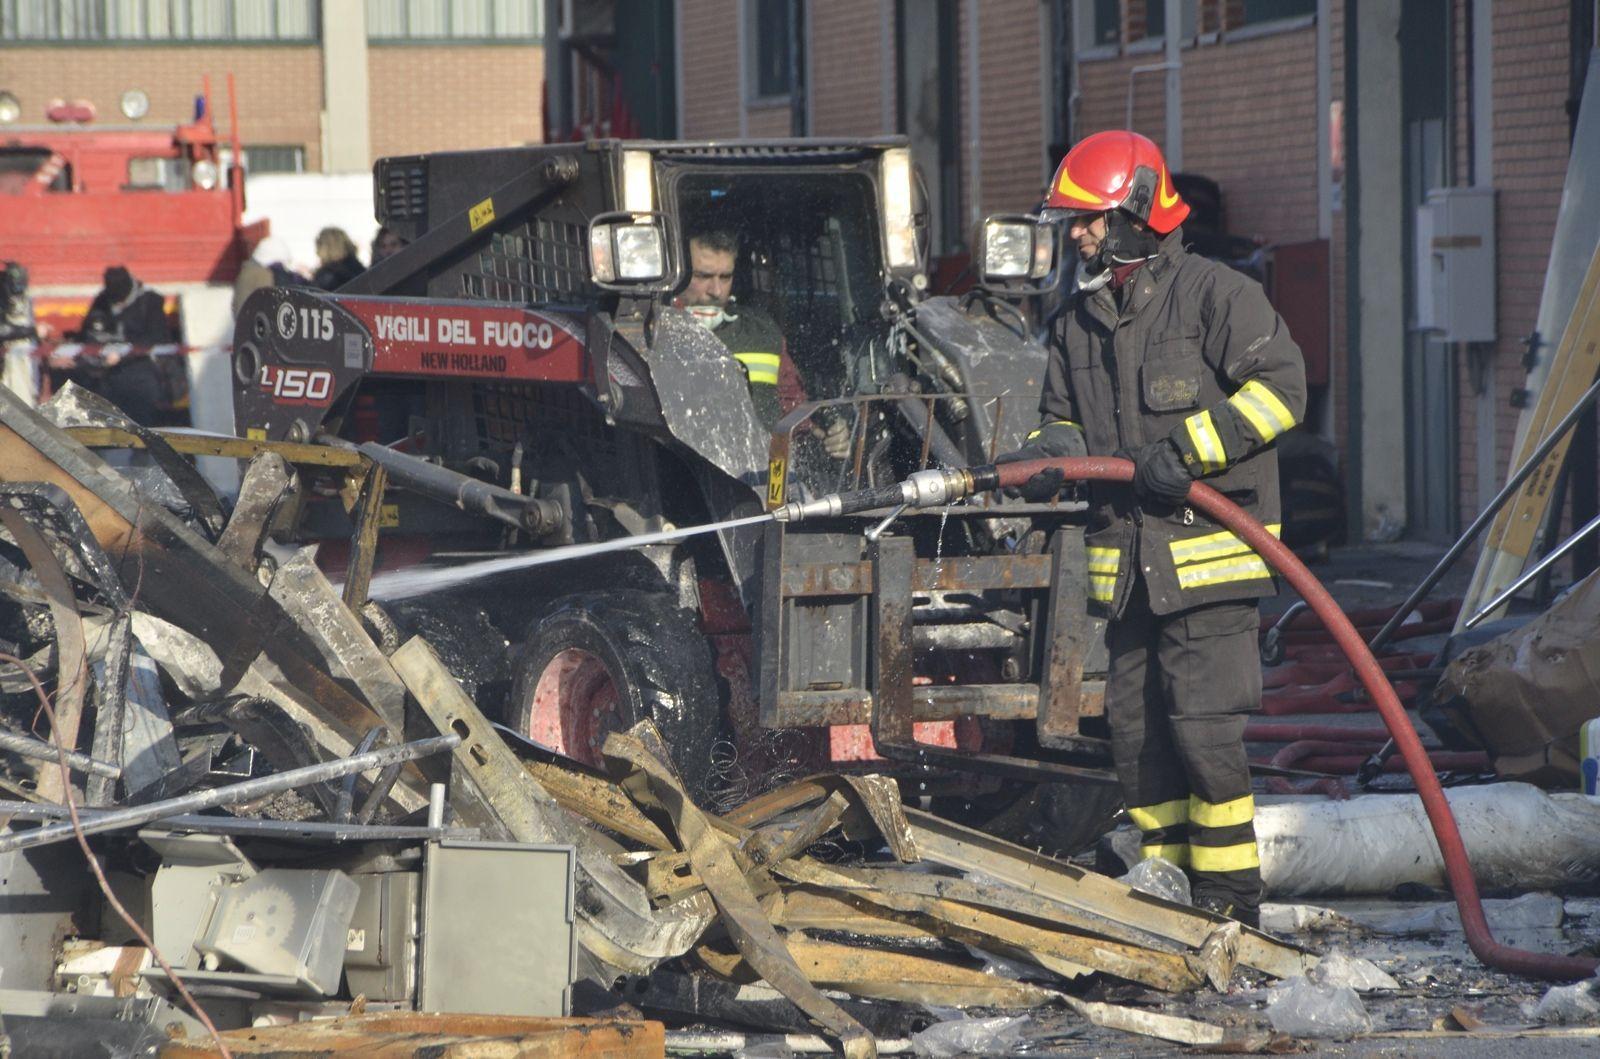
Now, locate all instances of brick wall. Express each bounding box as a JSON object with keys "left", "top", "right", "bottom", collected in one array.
[
  {"left": 974, "top": 0, "right": 1048, "bottom": 216},
  {"left": 680, "top": 0, "right": 743, "bottom": 137},
  {"left": 1182, "top": 31, "right": 1320, "bottom": 244},
  {"left": 0, "top": 40, "right": 545, "bottom": 169},
  {"left": 368, "top": 44, "right": 543, "bottom": 159},
  {"left": 809, "top": 1, "right": 891, "bottom": 137},
  {"left": 1076, "top": 27, "right": 1320, "bottom": 245},
  {"left": 1486, "top": 0, "right": 1570, "bottom": 519},
  {"left": 0, "top": 45, "right": 325, "bottom": 168}
]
